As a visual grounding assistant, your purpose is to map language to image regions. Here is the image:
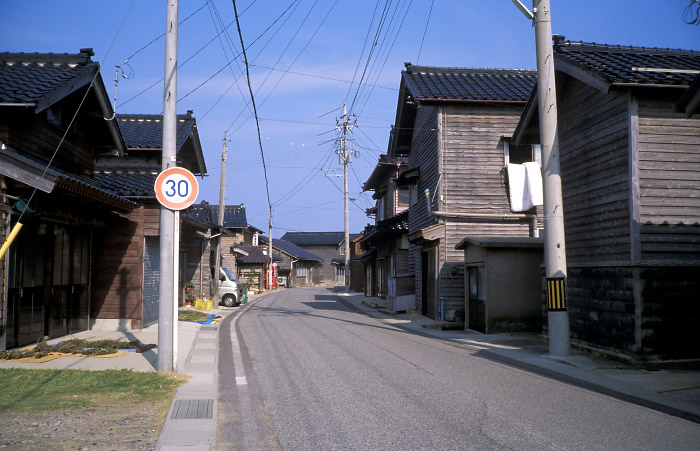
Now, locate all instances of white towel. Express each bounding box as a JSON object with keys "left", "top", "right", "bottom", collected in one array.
[
  {"left": 507, "top": 162, "right": 543, "bottom": 212},
  {"left": 523, "top": 161, "right": 543, "bottom": 208}
]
